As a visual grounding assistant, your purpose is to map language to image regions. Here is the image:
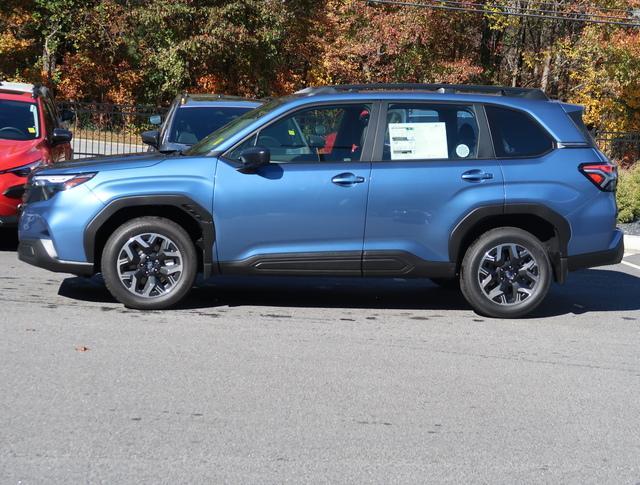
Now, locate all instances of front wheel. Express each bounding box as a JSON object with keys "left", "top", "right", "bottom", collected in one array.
[
  {"left": 460, "top": 227, "right": 551, "bottom": 318},
  {"left": 101, "top": 217, "right": 197, "bottom": 310}
]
